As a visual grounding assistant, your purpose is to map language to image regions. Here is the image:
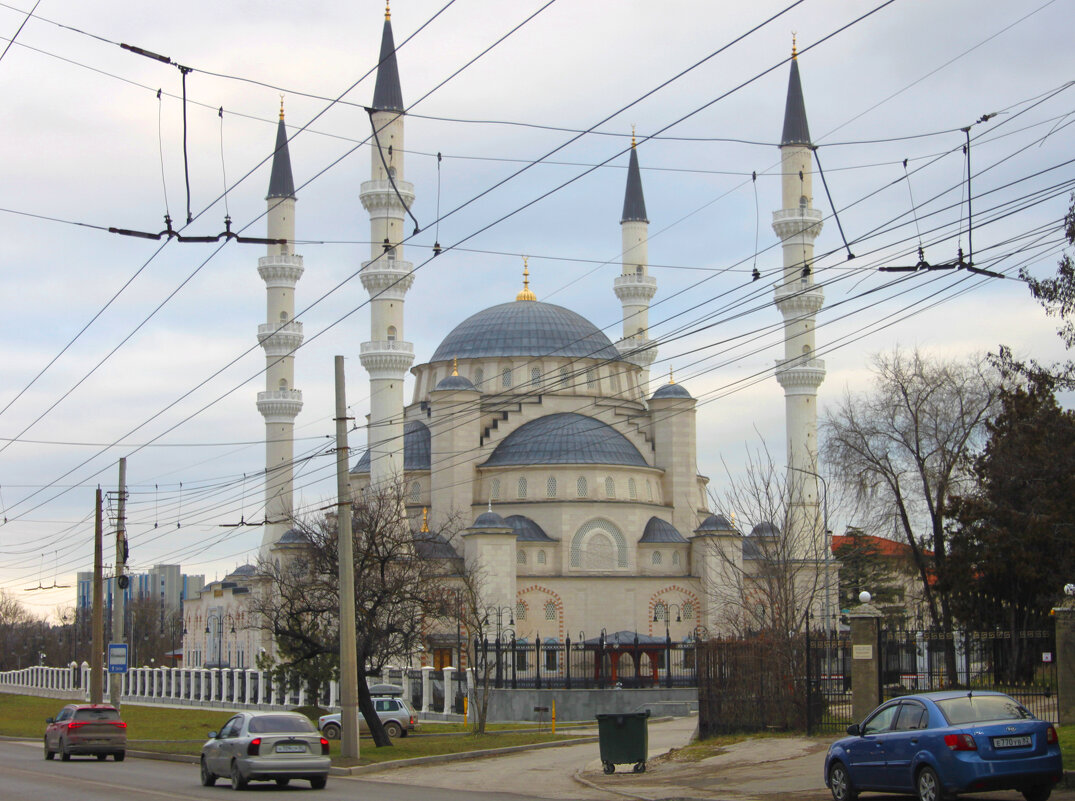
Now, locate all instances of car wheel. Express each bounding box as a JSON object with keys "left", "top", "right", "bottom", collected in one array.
[
  {"left": 200, "top": 757, "right": 216, "bottom": 786},
  {"left": 96, "top": 754, "right": 107, "bottom": 761},
  {"left": 310, "top": 776, "right": 327, "bottom": 790},
  {"left": 43, "top": 738, "right": 54, "bottom": 760},
  {"left": 828, "top": 761, "right": 858, "bottom": 801},
  {"left": 113, "top": 751, "right": 125, "bottom": 762},
  {"left": 1023, "top": 786, "right": 1052, "bottom": 801},
  {"left": 322, "top": 722, "right": 341, "bottom": 740},
  {"left": 384, "top": 721, "right": 402, "bottom": 739},
  {"left": 230, "top": 760, "right": 248, "bottom": 791},
  {"left": 916, "top": 766, "right": 947, "bottom": 801},
  {"left": 60, "top": 739, "right": 71, "bottom": 761},
  {"left": 275, "top": 778, "right": 290, "bottom": 787}
]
